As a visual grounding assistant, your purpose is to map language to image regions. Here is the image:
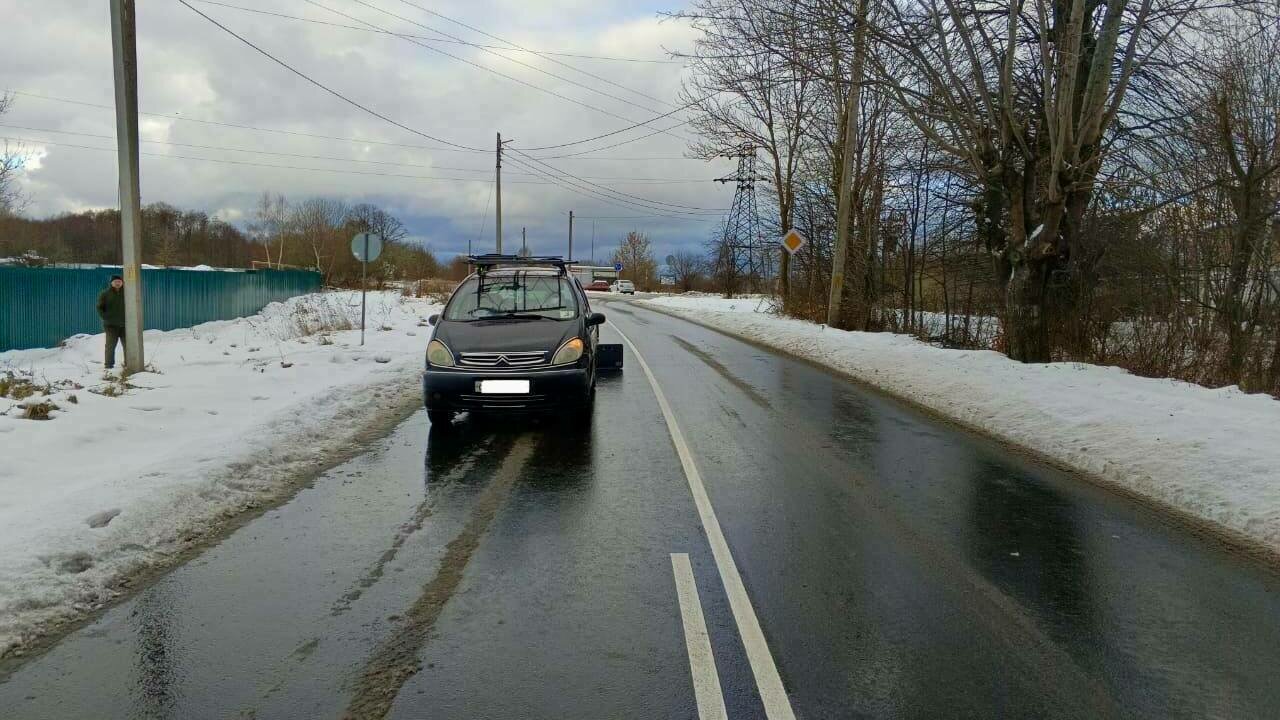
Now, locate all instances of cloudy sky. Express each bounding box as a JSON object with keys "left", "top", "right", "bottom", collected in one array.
[{"left": 2, "top": 0, "right": 735, "bottom": 263}]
